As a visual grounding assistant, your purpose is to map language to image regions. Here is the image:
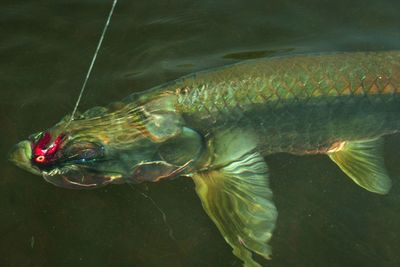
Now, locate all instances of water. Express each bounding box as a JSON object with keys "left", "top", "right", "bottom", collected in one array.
[{"left": 1, "top": 0, "right": 400, "bottom": 266}]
